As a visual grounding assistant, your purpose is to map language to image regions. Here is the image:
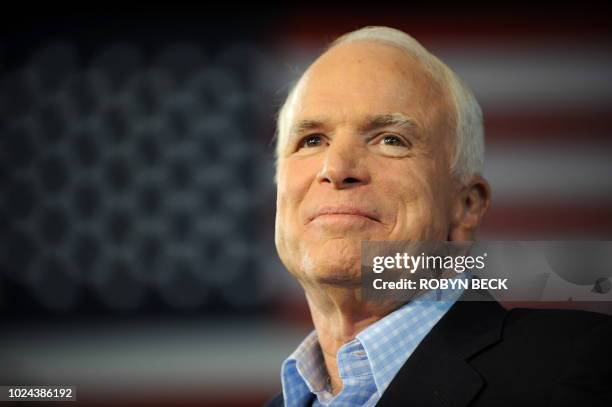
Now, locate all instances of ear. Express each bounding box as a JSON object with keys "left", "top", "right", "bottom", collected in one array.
[{"left": 448, "top": 175, "right": 491, "bottom": 242}]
